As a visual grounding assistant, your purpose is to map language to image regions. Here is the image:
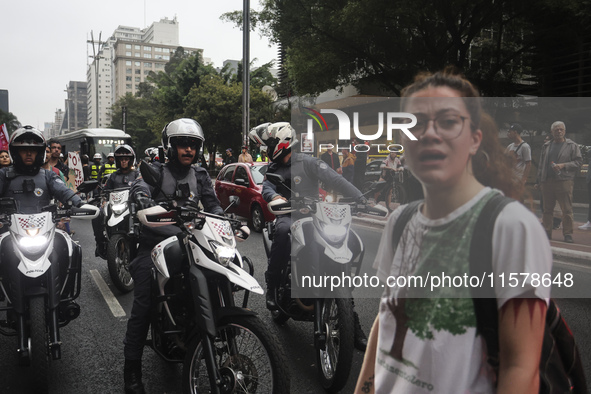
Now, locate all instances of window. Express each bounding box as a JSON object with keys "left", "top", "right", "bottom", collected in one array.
[
  {"left": 155, "top": 47, "right": 163, "bottom": 52},
  {"left": 135, "top": 77, "right": 141, "bottom": 82},
  {"left": 125, "top": 44, "right": 132, "bottom": 49},
  {"left": 155, "top": 54, "right": 163, "bottom": 60},
  {"left": 125, "top": 51, "right": 132, "bottom": 56},
  {"left": 143, "top": 62, "right": 152, "bottom": 68},
  {"left": 223, "top": 166, "right": 235, "bottom": 182},
  {"left": 155, "top": 63, "right": 164, "bottom": 69},
  {"left": 144, "top": 53, "right": 152, "bottom": 58},
  {"left": 126, "top": 68, "right": 132, "bottom": 74},
  {"left": 126, "top": 76, "right": 132, "bottom": 81},
  {"left": 134, "top": 53, "right": 140, "bottom": 57},
  {"left": 234, "top": 167, "right": 249, "bottom": 185},
  {"left": 135, "top": 45, "right": 141, "bottom": 50},
  {"left": 135, "top": 69, "right": 140, "bottom": 74},
  {"left": 126, "top": 83, "right": 132, "bottom": 89},
  {"left": 143, "top": 46, "right": 151, "bottom": 51},
  {"left": 125, "top": 61, "right": 132, "bottom": 66},
  {"left": 144, "top": 69, "right": 151, "bottom": 75},
  {"left": 135, "top": 61, "right": 141, "bottom": 67},
  {"left": 163, "top": 55, "right": 170, "bottom": 60}
]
